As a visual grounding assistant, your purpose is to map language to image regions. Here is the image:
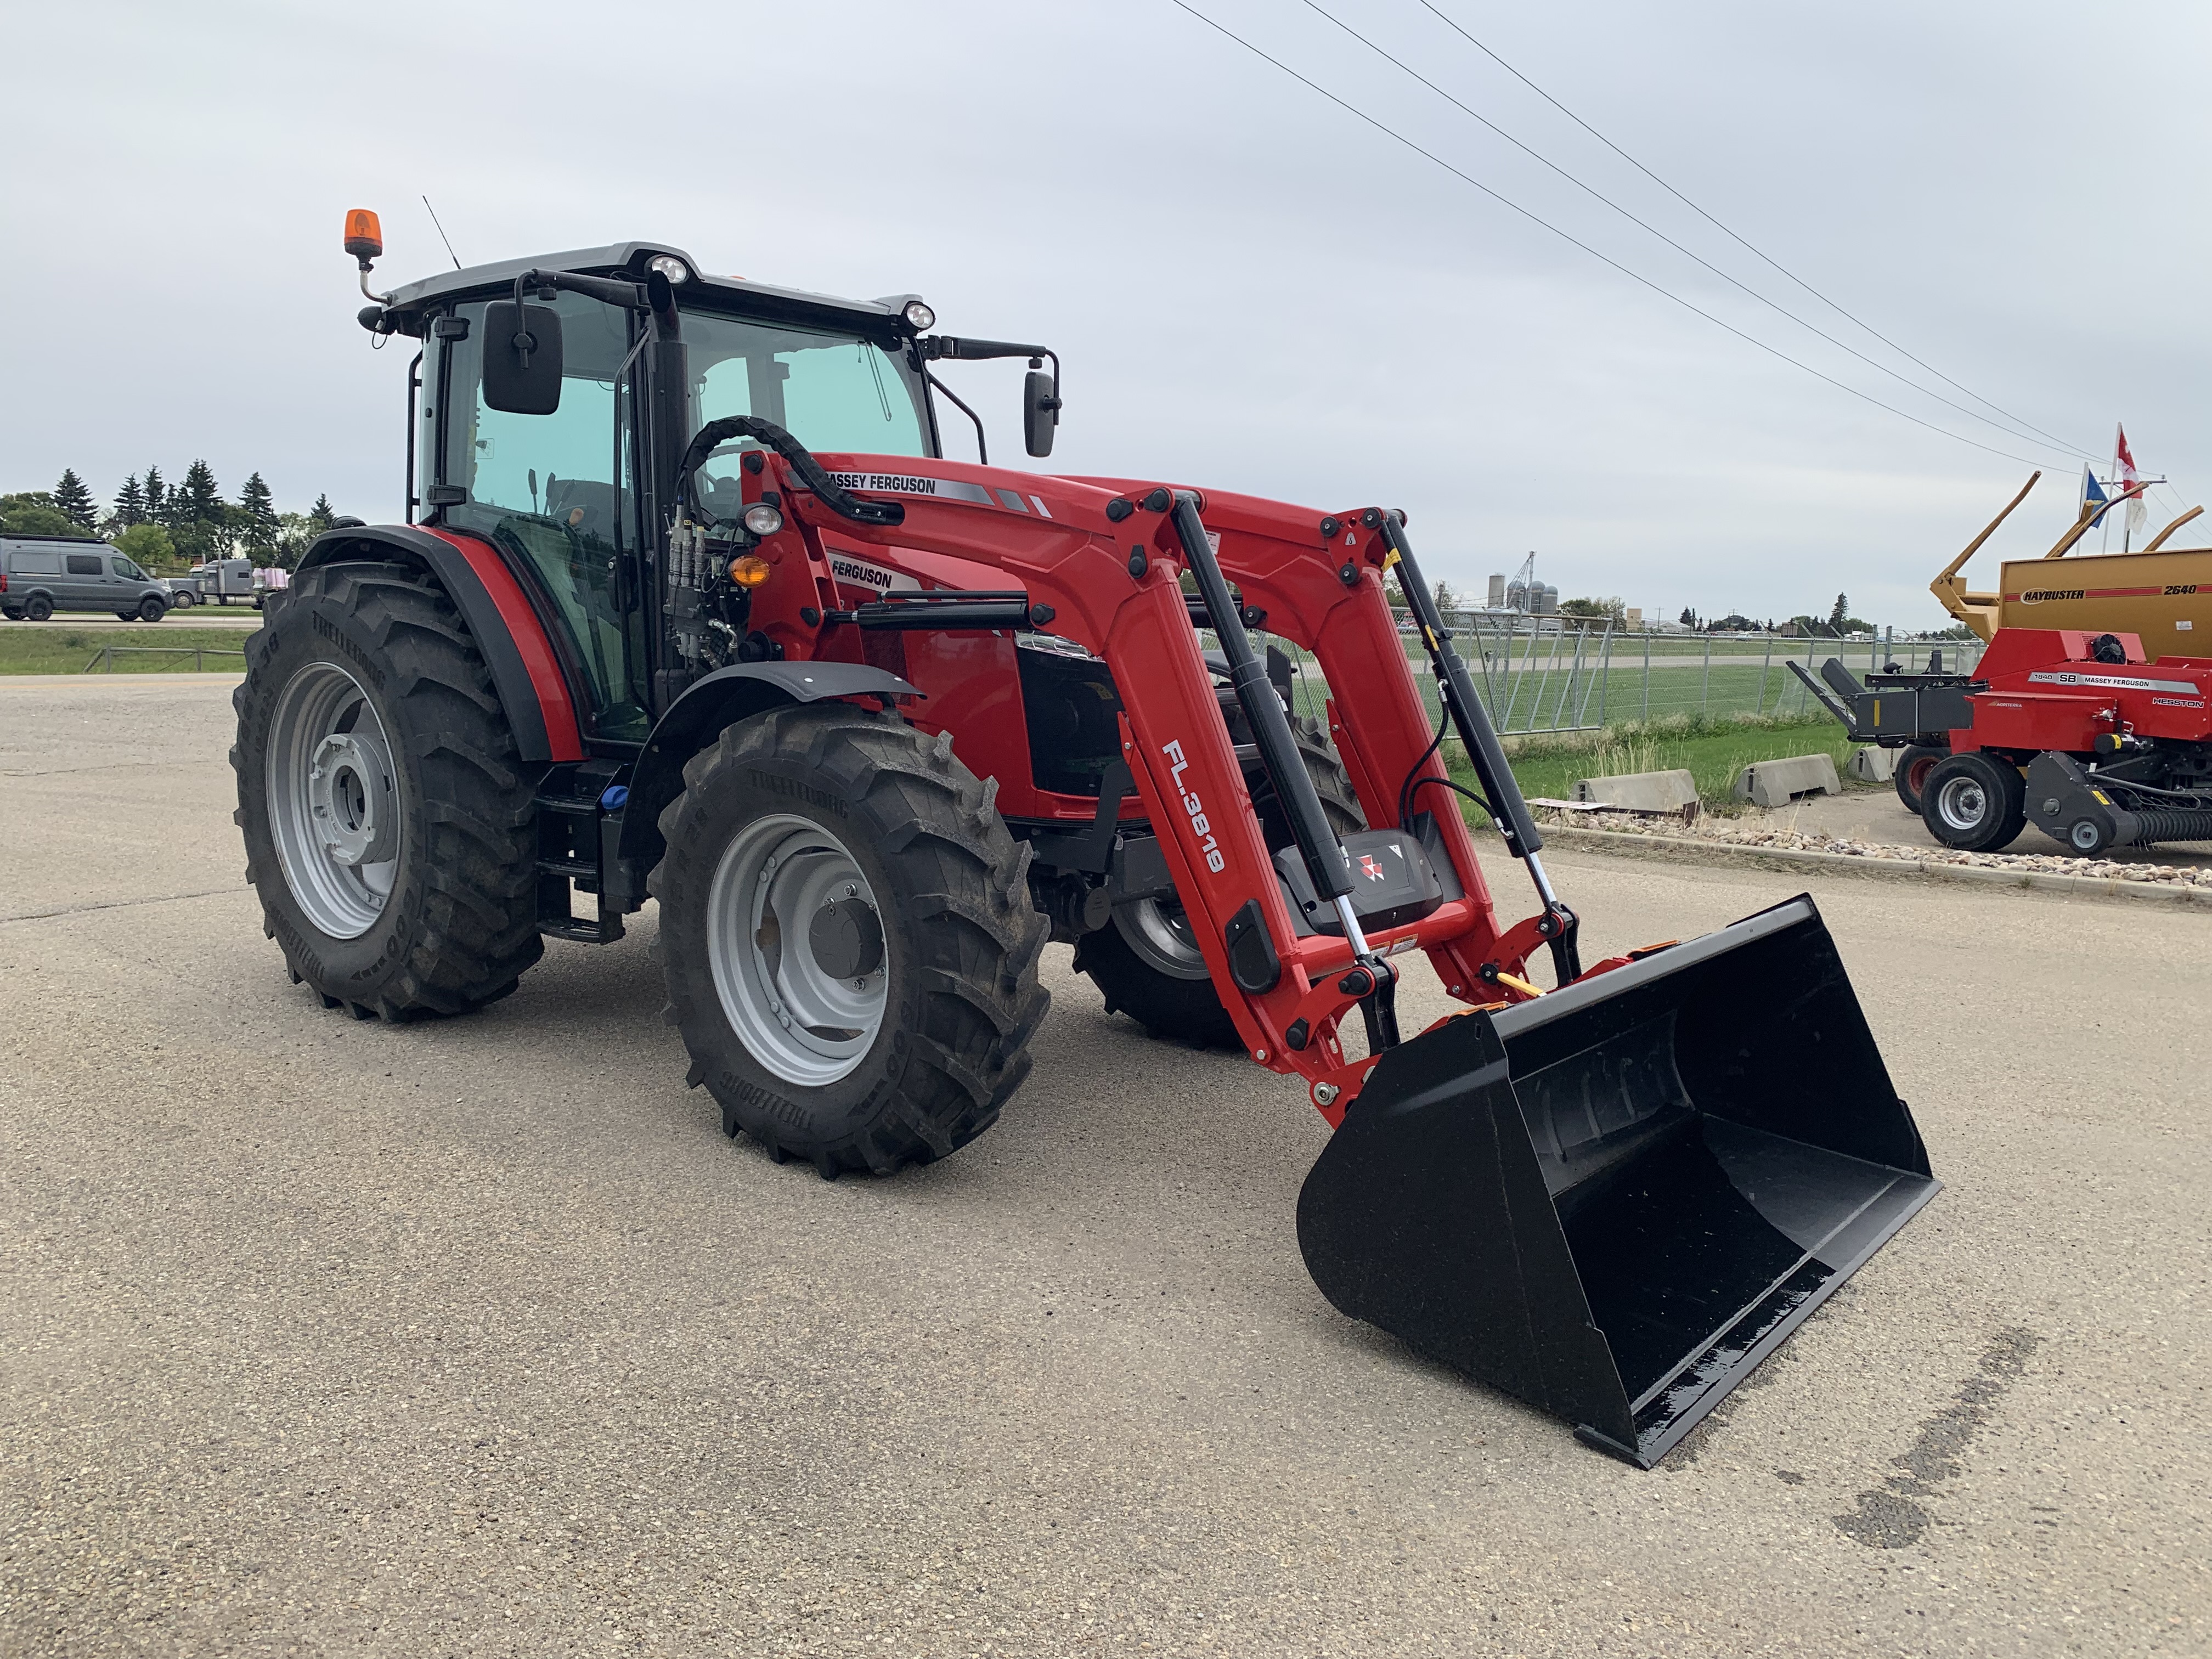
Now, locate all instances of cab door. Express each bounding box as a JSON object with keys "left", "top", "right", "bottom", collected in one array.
[{"left": 435, "top": 291, "right": 652, "bottom": 744}]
